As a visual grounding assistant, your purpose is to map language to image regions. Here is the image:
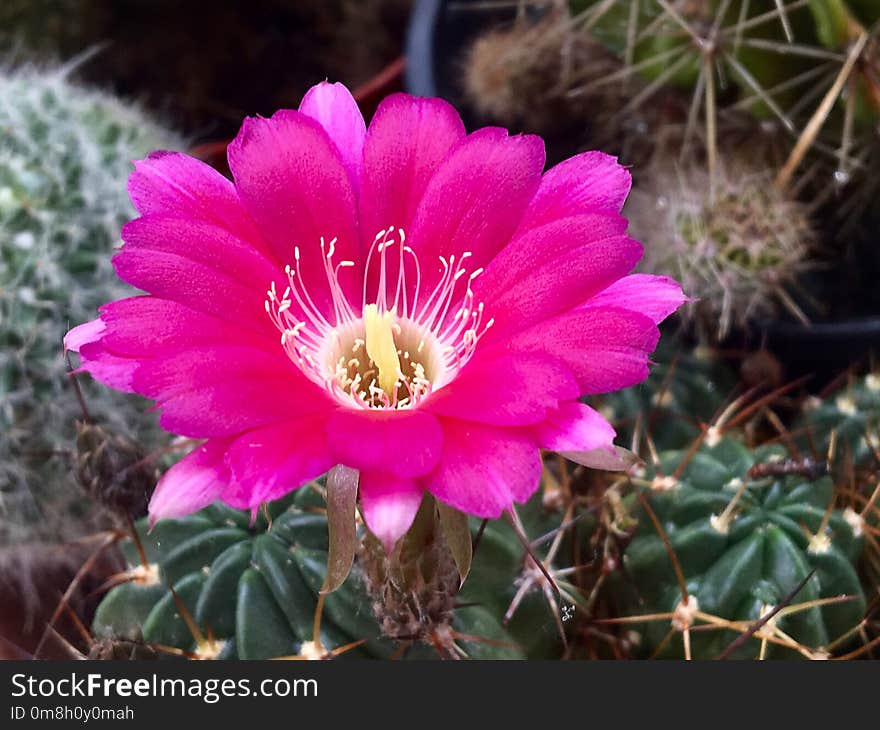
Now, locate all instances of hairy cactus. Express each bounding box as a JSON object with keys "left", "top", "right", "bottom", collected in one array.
[
  {"left": 462, "top": 10, "right": 634, "bottom": 146},
  {"left": 615, "top": 435, "right": 866, "bottom": 659},
  {"left": 628, "top": 155, "right": 817, "bottom": 340},
  {"left": 93, "top": 485, "right": 530, "bottom": 660},
  {"left": 0, "top": 66, "right": 182, "bottom": 544}
]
